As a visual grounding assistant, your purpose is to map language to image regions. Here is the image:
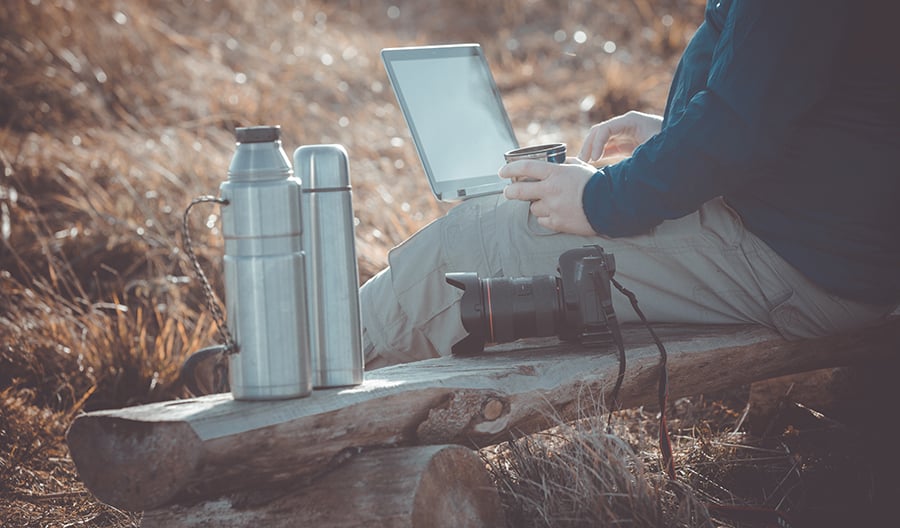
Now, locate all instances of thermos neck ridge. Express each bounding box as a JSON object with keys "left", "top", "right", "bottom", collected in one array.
[{"left": 228, "top": 126, "right": 292, "bottom": 182}]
